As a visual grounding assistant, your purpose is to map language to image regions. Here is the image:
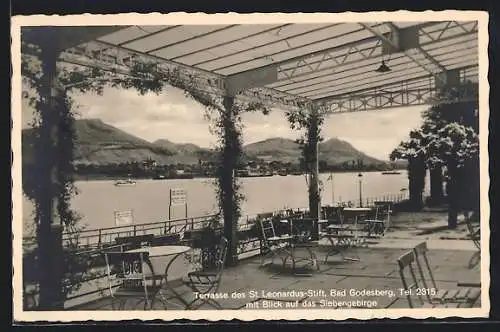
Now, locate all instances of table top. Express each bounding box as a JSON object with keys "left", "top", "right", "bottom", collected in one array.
[{"left": 127, "top": 245, "right": 191, "bottom": 257}]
